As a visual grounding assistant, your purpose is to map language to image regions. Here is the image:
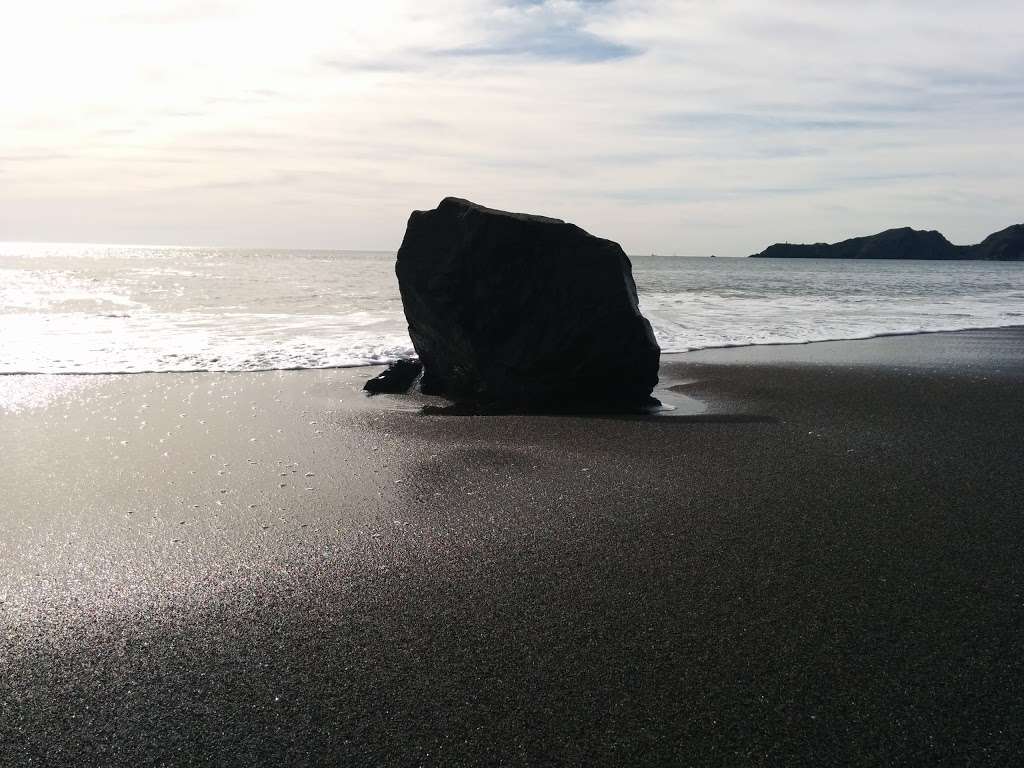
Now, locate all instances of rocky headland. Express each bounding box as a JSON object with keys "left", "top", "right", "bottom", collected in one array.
[{"left": 750, "top": 223, "right": 1024, "bottom": 260}]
